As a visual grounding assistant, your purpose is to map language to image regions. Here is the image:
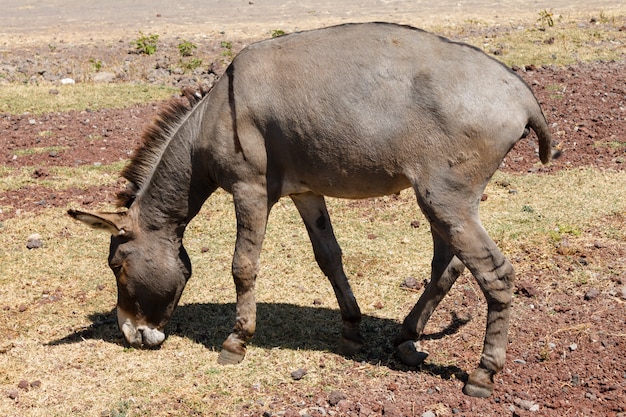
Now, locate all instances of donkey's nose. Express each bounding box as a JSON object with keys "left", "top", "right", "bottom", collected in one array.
[
  {"left": 117, "top": 307, "right": 165, "bottom": 348},
  {"left": 138, "top": 326, "right": 166, "bottom": 347}
]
